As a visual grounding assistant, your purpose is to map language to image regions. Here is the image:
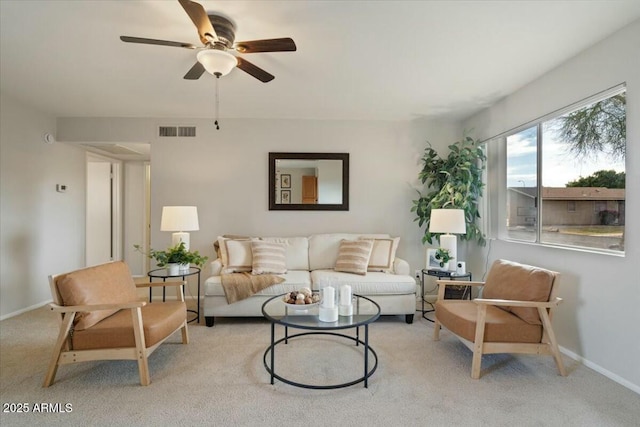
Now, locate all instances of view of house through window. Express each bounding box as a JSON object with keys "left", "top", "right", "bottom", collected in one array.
[{"left": 505, "top": 88, "right": 626, "bottom": 253}]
